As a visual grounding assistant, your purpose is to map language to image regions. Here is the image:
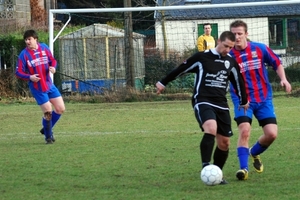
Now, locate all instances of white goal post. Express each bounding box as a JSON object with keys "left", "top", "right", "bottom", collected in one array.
[
  {"left": 48, "top": 0, "right": 300, "bottom": 53},
  {"left": 48, "top": 0, "right": 300, "bottom": 92}
]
